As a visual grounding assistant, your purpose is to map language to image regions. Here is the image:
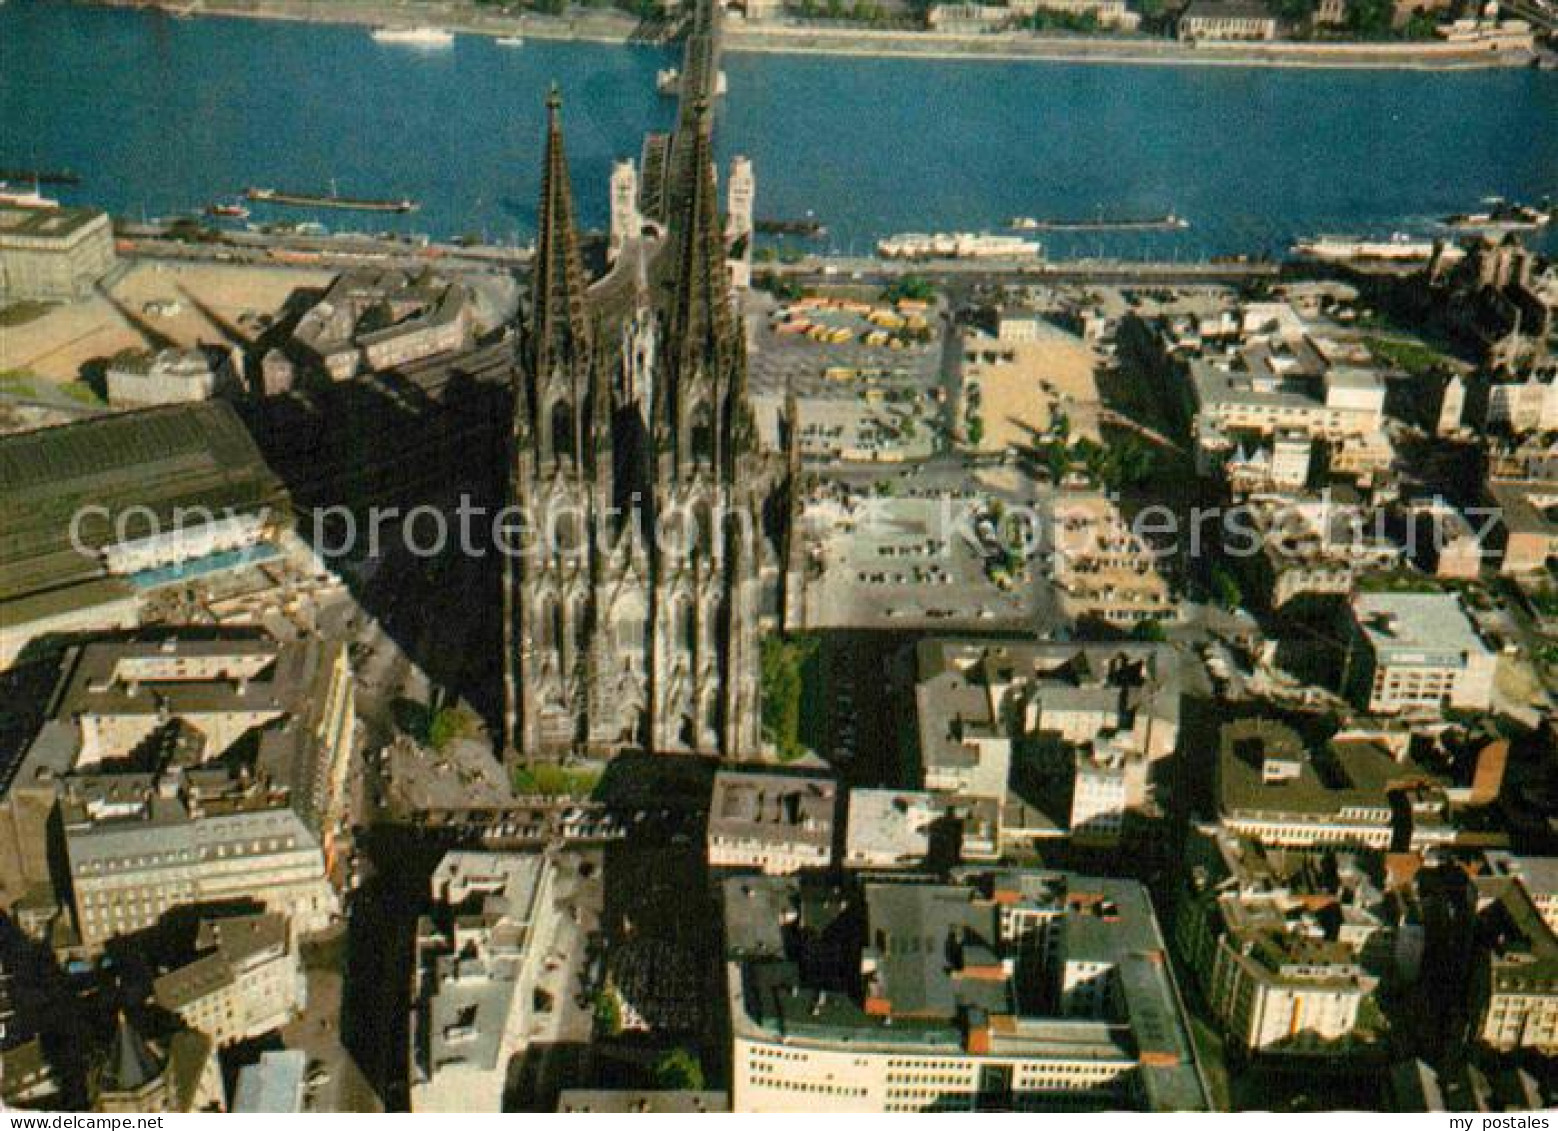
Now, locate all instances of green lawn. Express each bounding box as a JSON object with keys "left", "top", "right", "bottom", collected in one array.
[
  {"left": 0, "top": 370, "right": 104, "bottom": 407},
  {"left": 1365, "top": 335, "right": 1450, "bottom": 377},
  {"left": 1355, "top": 569, "right": 1442, "bottom": 594},
  {"left": 0, "top": 301, "right": 51, "bottom": 328},
  {"left": 511, "top": 763, "right": 602, "bottom": 797}
]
